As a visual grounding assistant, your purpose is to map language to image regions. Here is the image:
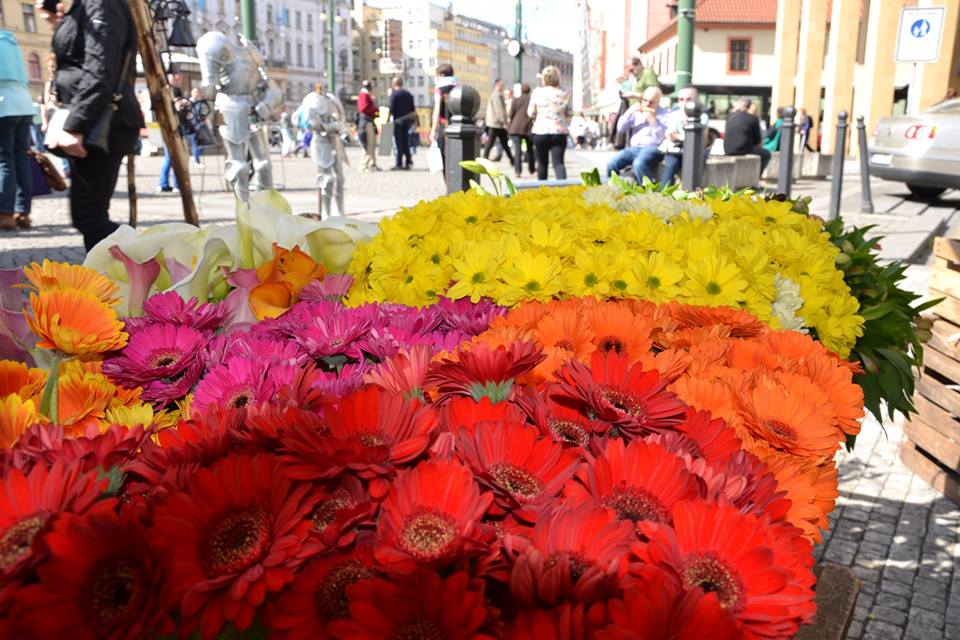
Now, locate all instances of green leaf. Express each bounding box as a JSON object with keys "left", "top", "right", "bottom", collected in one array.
[
  {"left": 913, "top": 297, "right": 945, "bottom": 313},
  {"left": 580, "top": 168, "right": 601, "bottom": 186},
  {"left": 503, "top": 174, "right": 517, "bottom": 196},
  {"left": 459, "top": 160, "right": 486, "bottom": 175},
  {"left": 859, "top": 300, "right": 901, "bottom": 321}
]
